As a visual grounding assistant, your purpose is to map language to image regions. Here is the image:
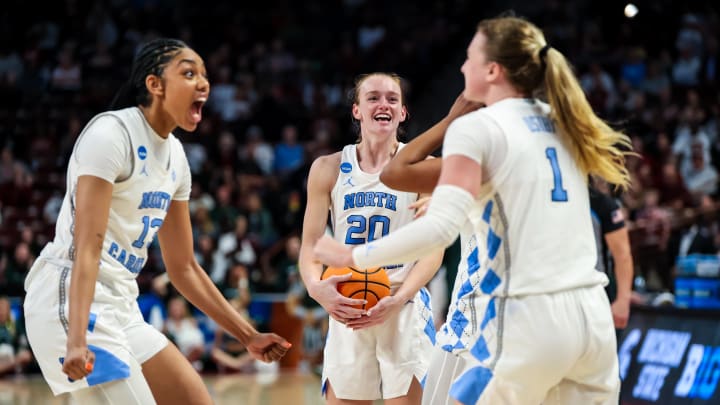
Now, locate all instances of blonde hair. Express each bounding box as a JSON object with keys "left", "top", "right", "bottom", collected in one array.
[{"left": 477, "top": 17, "right": 632, "bottom": 189}]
